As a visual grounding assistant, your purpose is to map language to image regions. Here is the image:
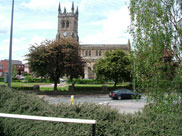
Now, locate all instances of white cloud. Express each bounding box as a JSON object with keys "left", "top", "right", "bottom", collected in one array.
[
  {"left": 80, "top": 6, "right": 130, "bottom": 44},
  {"left": 0, "top": 15, "right": 10, "bottom": 34},
  {"left": 0, "top": 36, "right": 47, "bottom": 62},
  {"left": 21, "top": 0, "right": 58, "bottom": 11},
  {"left": 15, "top": 20, "right": 57, "bottom": 31},
  {"left": 0, "top": 39, "right": 9, "bottom": 60},
  {"left": 29, "top": 36, "right": 47, "bottom": 45},
  {"left": 21, "top": 0, "right": 73, "bottom": 12}
]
